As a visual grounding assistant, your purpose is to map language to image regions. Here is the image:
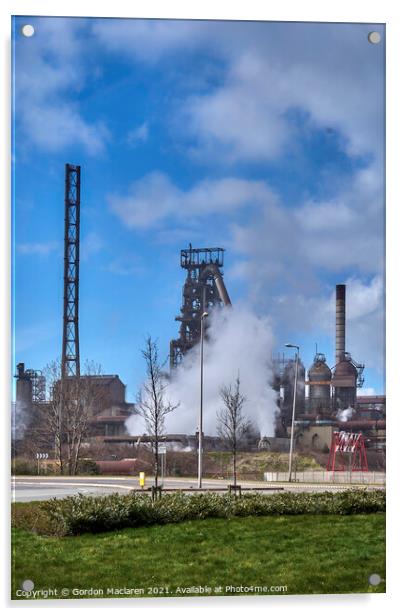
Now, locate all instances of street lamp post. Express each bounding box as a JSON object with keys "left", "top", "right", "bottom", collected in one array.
[
  {"left": 285, "top": 343, "right": 300, "bottom": 482},
  {"left": 198, "top": 311, "right": 209, "bottom": 489}
]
